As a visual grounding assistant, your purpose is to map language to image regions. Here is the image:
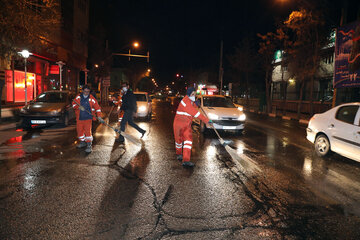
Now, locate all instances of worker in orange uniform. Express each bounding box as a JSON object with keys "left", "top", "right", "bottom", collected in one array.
[
  {"left": 72, "top": 85, "right": 104, "bottom": 153},
  {"left": 173, "top": 87, "right": 212, "bottom": 167}
]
